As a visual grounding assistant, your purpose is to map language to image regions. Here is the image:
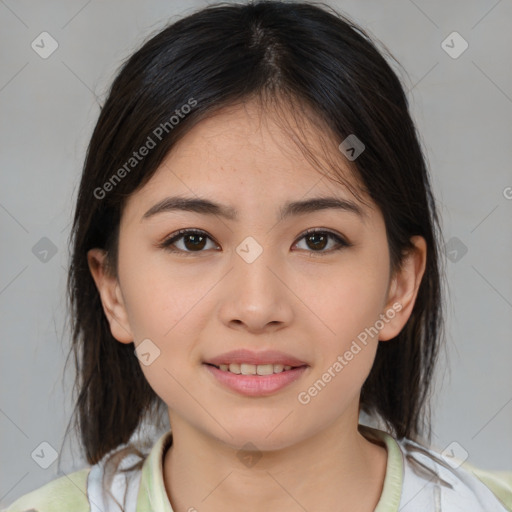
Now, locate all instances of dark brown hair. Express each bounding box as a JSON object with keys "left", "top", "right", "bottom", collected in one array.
[{"left": 60, "top": 0, "right": 446, "bottom": 470}]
